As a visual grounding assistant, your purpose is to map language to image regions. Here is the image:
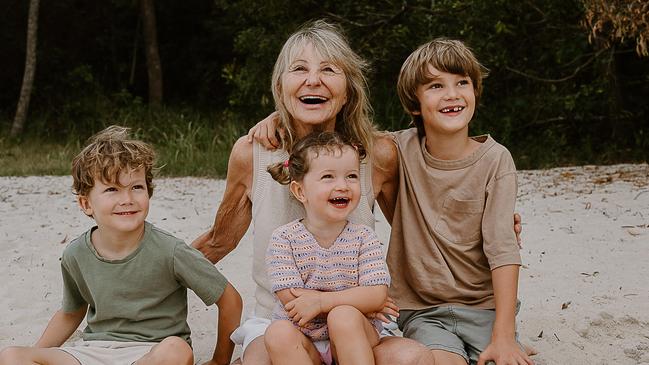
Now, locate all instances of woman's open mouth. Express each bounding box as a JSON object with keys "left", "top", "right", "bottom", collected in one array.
[{"left": 299, "top": 95, "right": 328, "bottom": 105}]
